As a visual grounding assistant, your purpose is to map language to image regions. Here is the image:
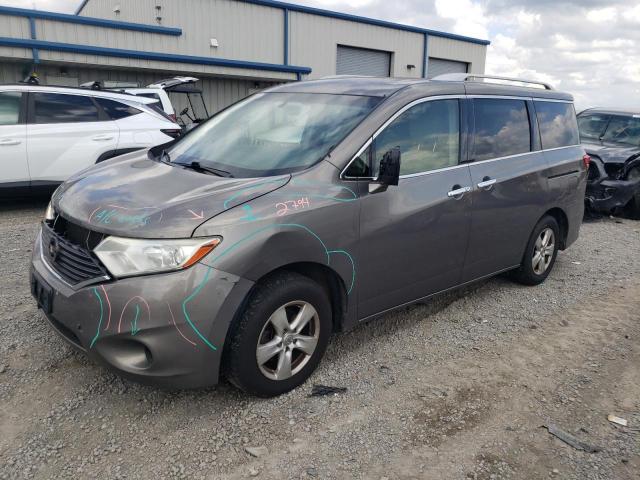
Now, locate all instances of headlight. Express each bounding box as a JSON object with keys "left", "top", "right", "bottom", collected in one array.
[
  {"left": 44, "top": 201, "right": 55, "bottom": 222},
  {"left": 94, "top": 236, "right": 221, "bottom": 278}
]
